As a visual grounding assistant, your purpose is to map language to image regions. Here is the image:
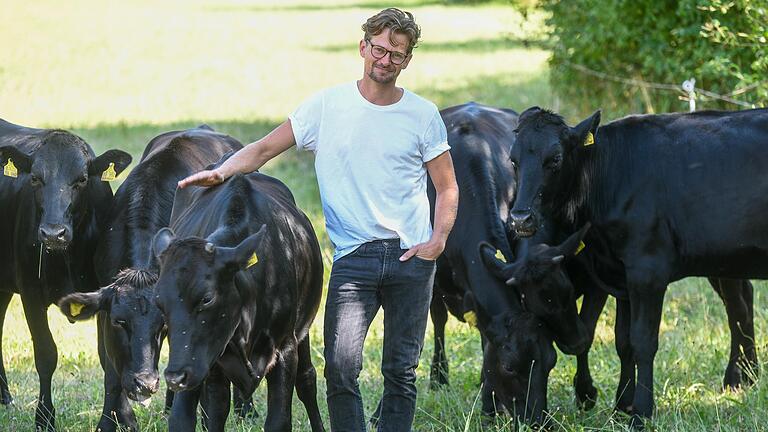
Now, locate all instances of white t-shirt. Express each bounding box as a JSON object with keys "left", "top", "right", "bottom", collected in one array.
[{"left": 289, "top": 81, "right": 450, "bottom": 261}]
